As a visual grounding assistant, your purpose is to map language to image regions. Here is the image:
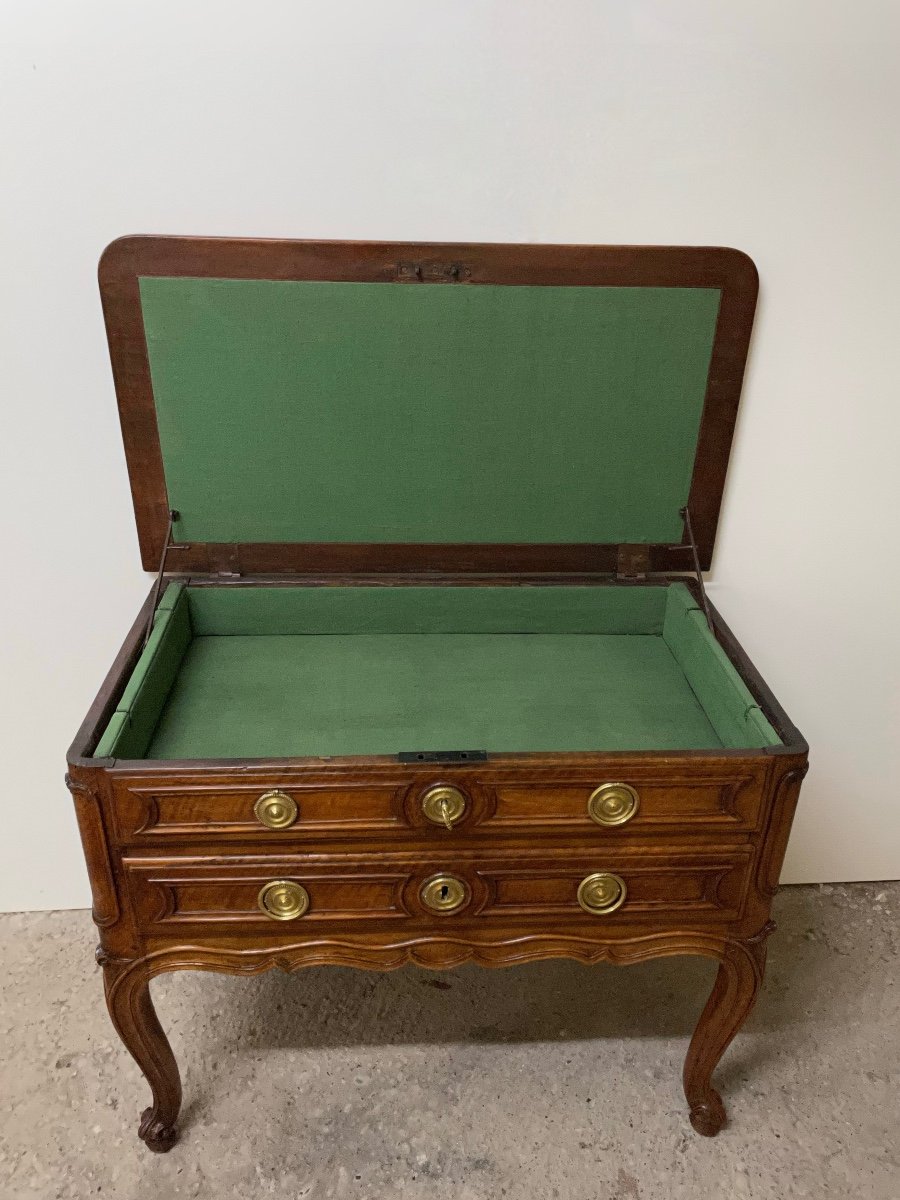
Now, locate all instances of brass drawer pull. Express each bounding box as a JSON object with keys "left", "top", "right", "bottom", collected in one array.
[
  {"left": 420, "top": 873, "right": 469, "bottom": 913},
  {"left": 577, "top": 872, "right": 627, "bottom": 915},
  {"left": 588, "top": 783, "right": 639, "bottom": 827},
  {"left": 258, "top": 880, "right": 309, "bottom": 920},
  {"left": 421, "top": 784, "right": 467, "bottom": 830},
  {"left": 254, "top": 790, "right": 298, "bottom": 830}
]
